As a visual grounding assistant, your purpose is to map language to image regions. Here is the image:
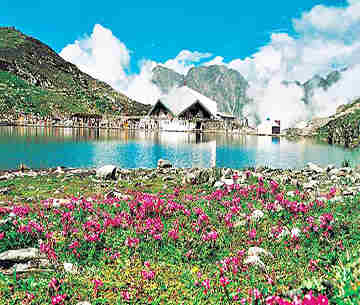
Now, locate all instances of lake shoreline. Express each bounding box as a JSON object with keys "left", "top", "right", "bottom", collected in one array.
[{"left": 1, "top": 162, "right": 359, "bottom": 197}]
